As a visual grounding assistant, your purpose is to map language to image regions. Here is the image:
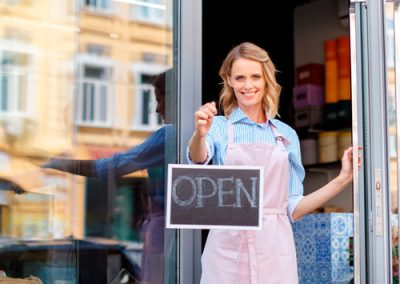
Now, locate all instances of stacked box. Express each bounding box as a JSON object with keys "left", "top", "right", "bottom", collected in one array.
[
  {"left": 293, "top": 213, "right": 354, "bottom": 284},
  {"left": 294, "top": 105, "right": 323, "bottom": 128},
  {"left": 293, "top": 65, "right": 325, "bottom": 130},
  {"left": 293, "top": 84, "right": 324, "bottom": 109},
  {"left": 296, "top": 63, "right": 325, "bottom": 86},
  {"left": 300, "top": 138, "right": 318, "bottom": 165}
]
